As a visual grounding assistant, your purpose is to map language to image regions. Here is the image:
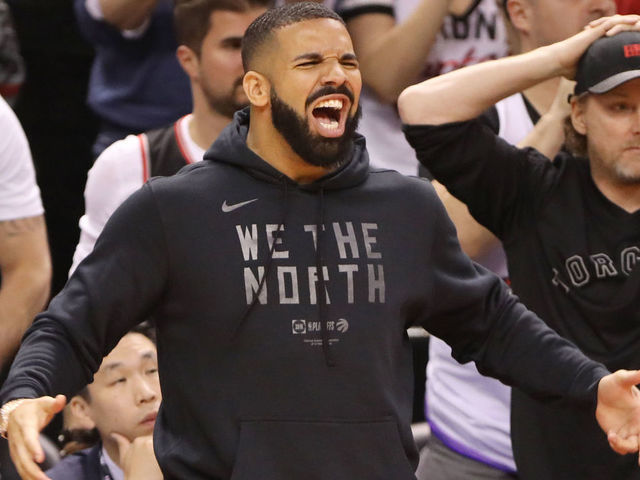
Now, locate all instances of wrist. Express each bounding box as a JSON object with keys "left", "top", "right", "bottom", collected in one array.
[{"left": 0, "top": 398, "right": 28, "bottom": 438}]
